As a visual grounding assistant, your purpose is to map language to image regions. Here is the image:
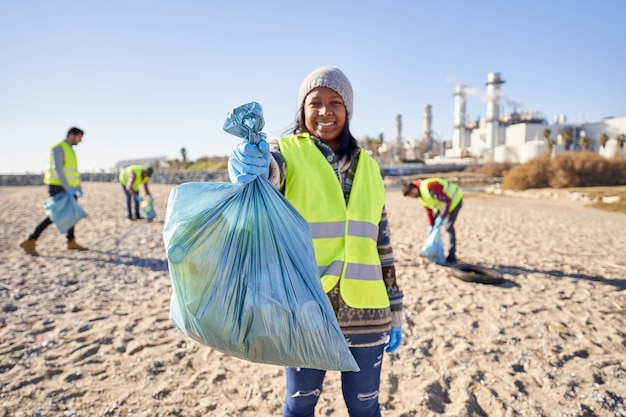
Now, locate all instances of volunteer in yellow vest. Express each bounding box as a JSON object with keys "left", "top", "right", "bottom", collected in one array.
[
  {"left": 20, "top": 127, "right": 88, "bottom": 255},
  {"left": 119, "top": 165, "right": 153, "bottom": 220},
  {"left": 402, "top": 178, "right": 464, "bottom": 264},
  {"left": 227, "top": 67, "right": 403, "bottom": 417}
]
